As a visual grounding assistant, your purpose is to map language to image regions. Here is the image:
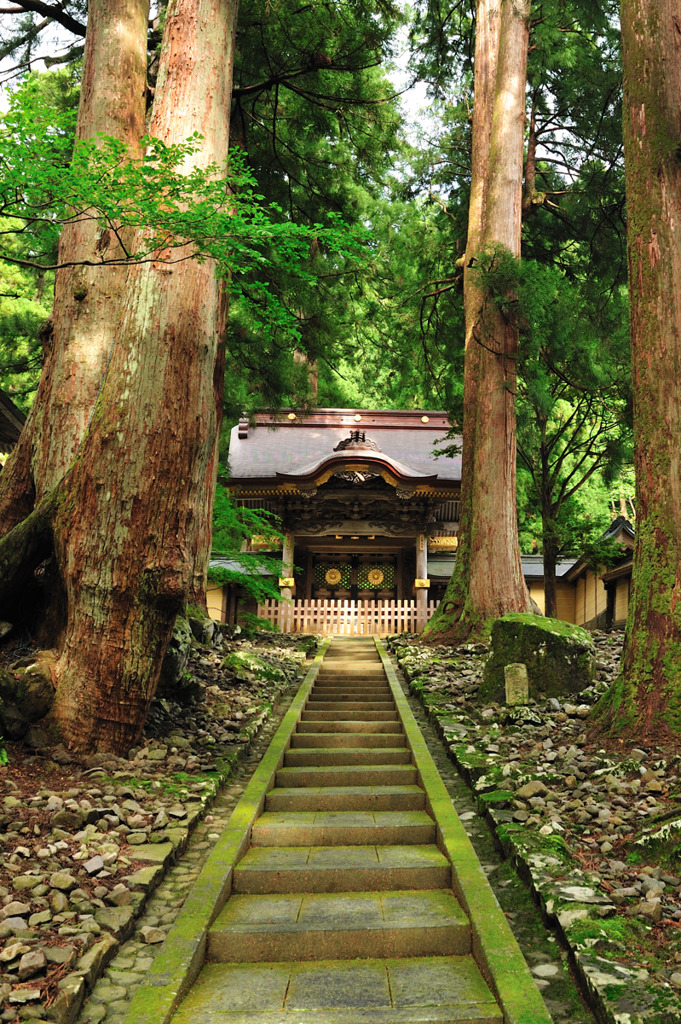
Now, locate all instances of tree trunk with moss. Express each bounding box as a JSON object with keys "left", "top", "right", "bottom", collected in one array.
[
  {"left": 0, "top": 0, "right": 237, "bottom": 753},
  {"left": 424, "top": 0, "right": 532, "bottom": 644},
  {"left": 594, "top": 0, "right": 681, "bottom": 741},
  {"left": 0, "top": 0, "right": 149, "bottom": 534},
  {"left": 44, "top": 0, "right": 236, "bottom": 752}
]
